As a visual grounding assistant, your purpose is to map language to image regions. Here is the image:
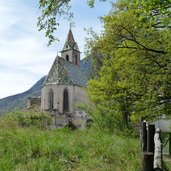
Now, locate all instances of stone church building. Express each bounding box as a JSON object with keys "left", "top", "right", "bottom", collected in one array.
[{"left": 41, "top": 29, "right": 89, "bottom": 128}]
